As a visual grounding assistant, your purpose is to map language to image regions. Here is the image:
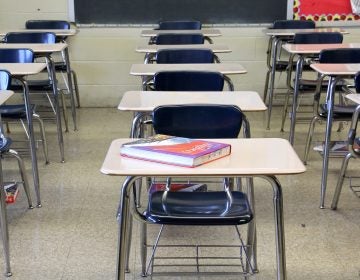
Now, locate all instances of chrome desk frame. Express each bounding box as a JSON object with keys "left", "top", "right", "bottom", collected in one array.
[{"left": 115, "top": 174, "right": 286, "bottom": 280}]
